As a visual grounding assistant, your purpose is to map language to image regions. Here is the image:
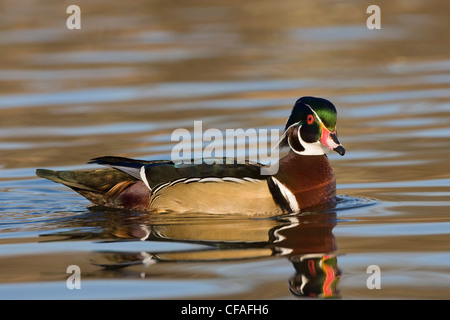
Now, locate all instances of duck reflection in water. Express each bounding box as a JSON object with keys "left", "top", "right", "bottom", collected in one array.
[
  {"left": 85, "top": 208, "right": 341, "bottom": 299},
  {"left": 273, "top": 211, "right": 341, "bottom": 299},
  {"left": 288, "top": 254, "right": 340, "bottom": 299}
]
